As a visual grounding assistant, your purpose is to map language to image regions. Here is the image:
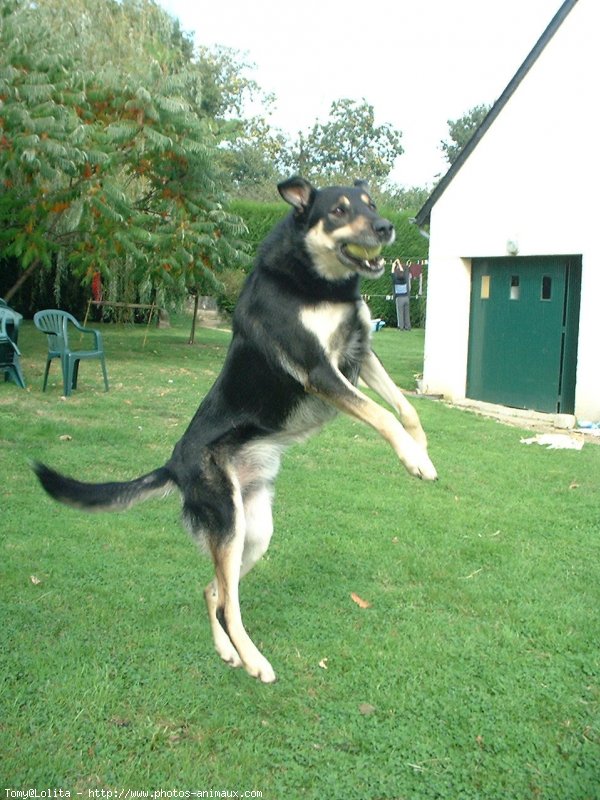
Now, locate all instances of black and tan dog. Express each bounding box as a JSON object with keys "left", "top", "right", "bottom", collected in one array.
[{"left": 34, "top": 177, "right": 437, "bottom": 683}]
